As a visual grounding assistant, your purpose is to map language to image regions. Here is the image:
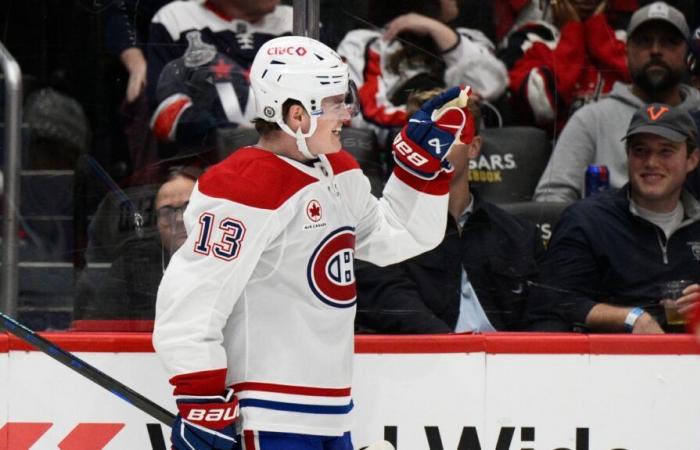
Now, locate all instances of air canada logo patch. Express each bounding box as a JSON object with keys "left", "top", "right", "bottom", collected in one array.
[
  {"left": 307, "top": 200, "right": 322, "bottom": 222},
  {"left": 303, "top": 199, "right": 326, "bottom": 230},
  {"left": 307, "top": 227, "right": 356, "bottom": 308}
]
